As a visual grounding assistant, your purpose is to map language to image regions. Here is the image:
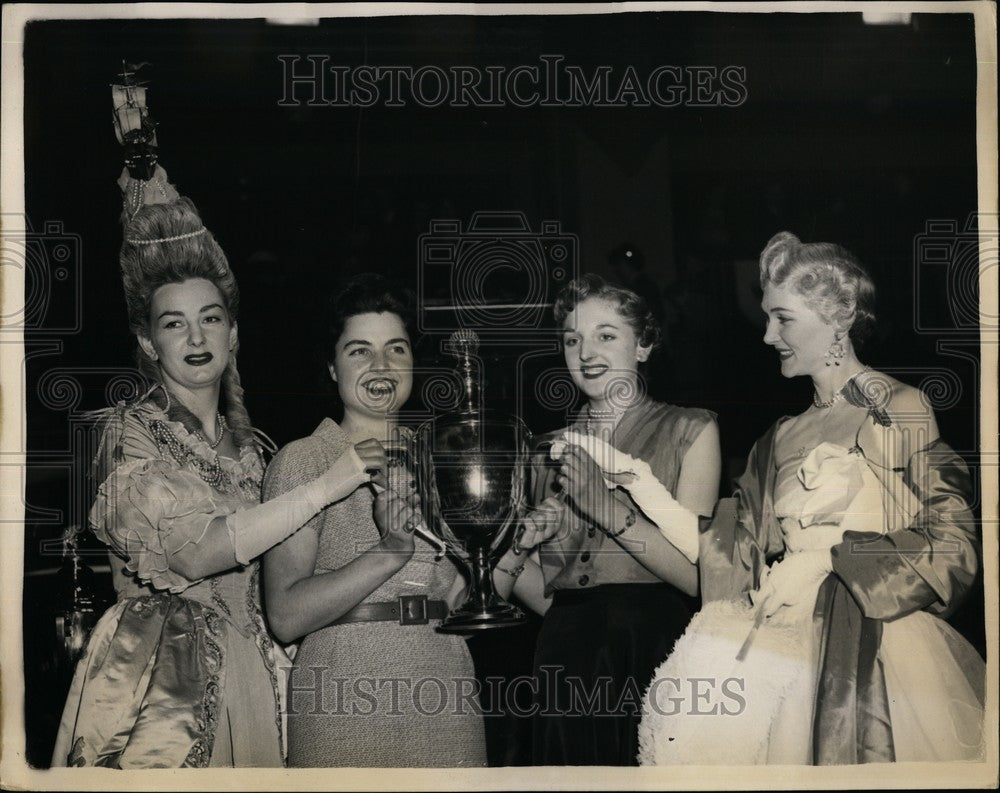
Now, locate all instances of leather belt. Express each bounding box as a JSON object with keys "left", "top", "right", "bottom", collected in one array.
[{"left": 330, "top": 595, "right": 448, "bottom": 626}]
